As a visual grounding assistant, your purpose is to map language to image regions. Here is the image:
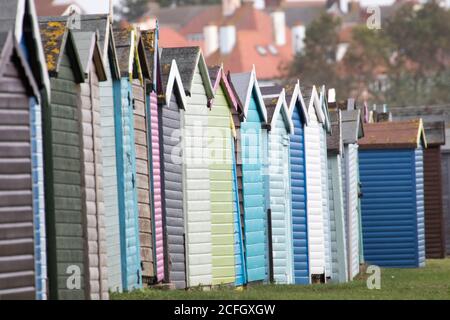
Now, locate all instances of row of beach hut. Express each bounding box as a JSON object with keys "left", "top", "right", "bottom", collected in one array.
[{"left": 0, "top": 0, "right": 447, "bottom": 300}]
